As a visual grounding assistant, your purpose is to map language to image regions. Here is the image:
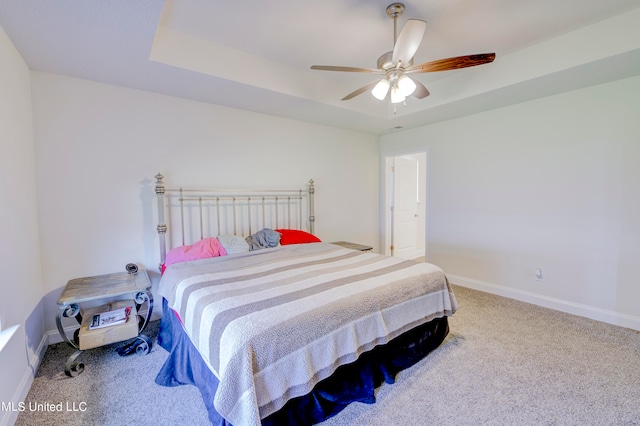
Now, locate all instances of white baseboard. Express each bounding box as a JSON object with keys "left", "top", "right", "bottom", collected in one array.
[
  {"left": 0, "top": 333, "right": 48, "bottom": 426},
  {"left": 448, "top": 274, "right": 640, "bottom": 332},
  {"left": 46, "top": 328, "right": 68, "bottom": 345}
]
